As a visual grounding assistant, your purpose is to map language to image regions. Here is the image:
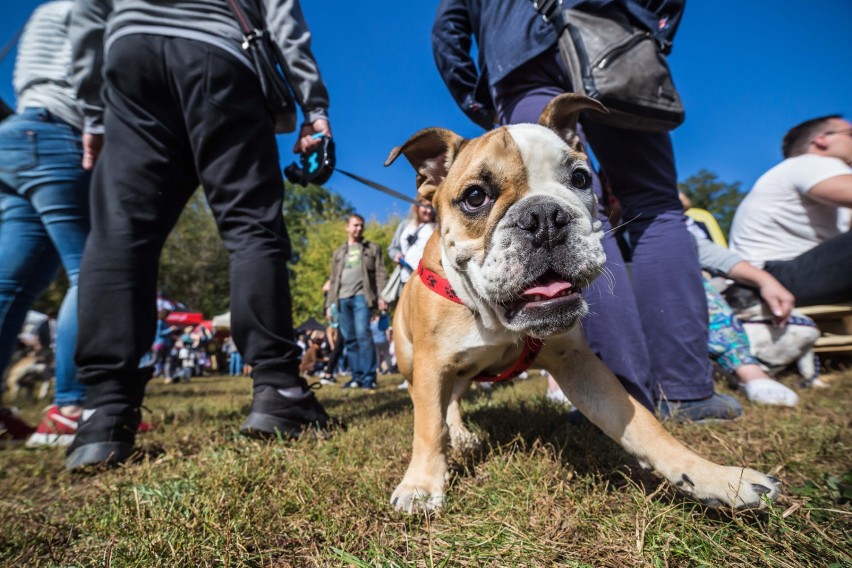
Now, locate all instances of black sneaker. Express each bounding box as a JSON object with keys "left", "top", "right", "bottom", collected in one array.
[
  {"left": 240, "top": 385, "right": 332, "bottom": 439},
  {"left": 65, "top": 404, "right": 141, "bottom": 470}
]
